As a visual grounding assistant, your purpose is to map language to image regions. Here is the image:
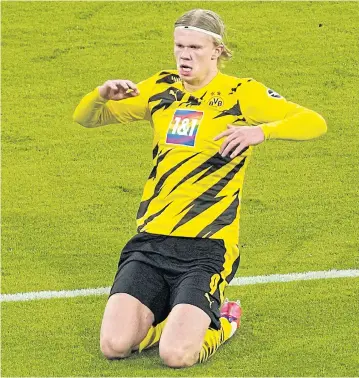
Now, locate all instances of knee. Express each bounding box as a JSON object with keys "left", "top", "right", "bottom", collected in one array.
[
  {"left": 100, "top": 336, "right": 132, "bottom": 360},
  {"left": 159, "top": 344, "right": 199, "bottom": 368}
]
